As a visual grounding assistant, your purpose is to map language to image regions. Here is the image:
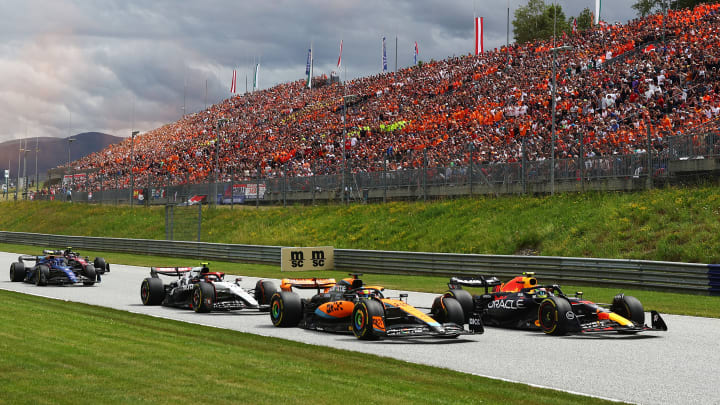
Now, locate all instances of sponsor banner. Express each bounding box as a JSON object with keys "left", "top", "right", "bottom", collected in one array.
[
  {"left": 63, "top": 174, "right": 87, "bottom": 185},
  {"left": 220, "top": 183, "right": 265, "bottom": 204},
  {"left": 281, "top": 246, "right": 334, "bottom": 272}
]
